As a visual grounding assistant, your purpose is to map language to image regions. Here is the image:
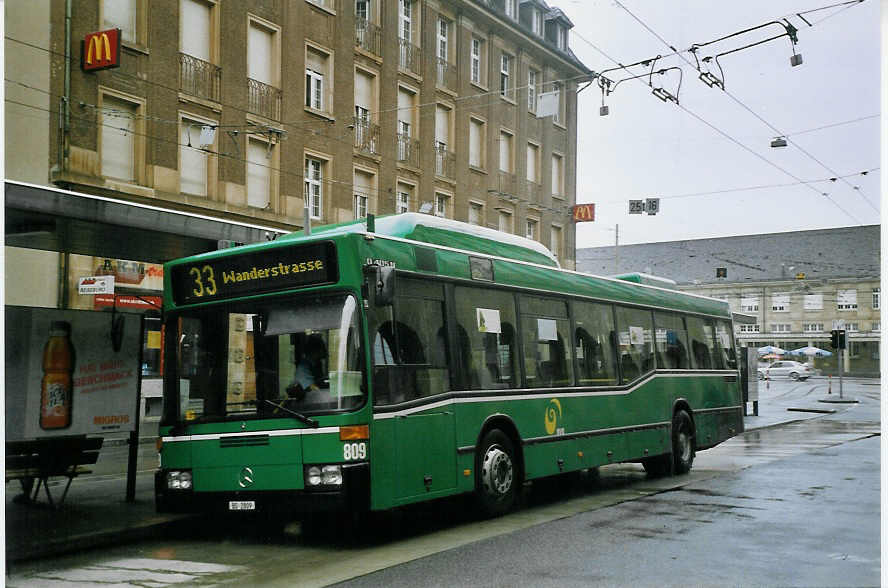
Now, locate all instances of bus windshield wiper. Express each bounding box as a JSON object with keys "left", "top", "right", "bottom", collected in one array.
[{"left": 261, "top": 399, "right": 319, "bottom": 428}]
